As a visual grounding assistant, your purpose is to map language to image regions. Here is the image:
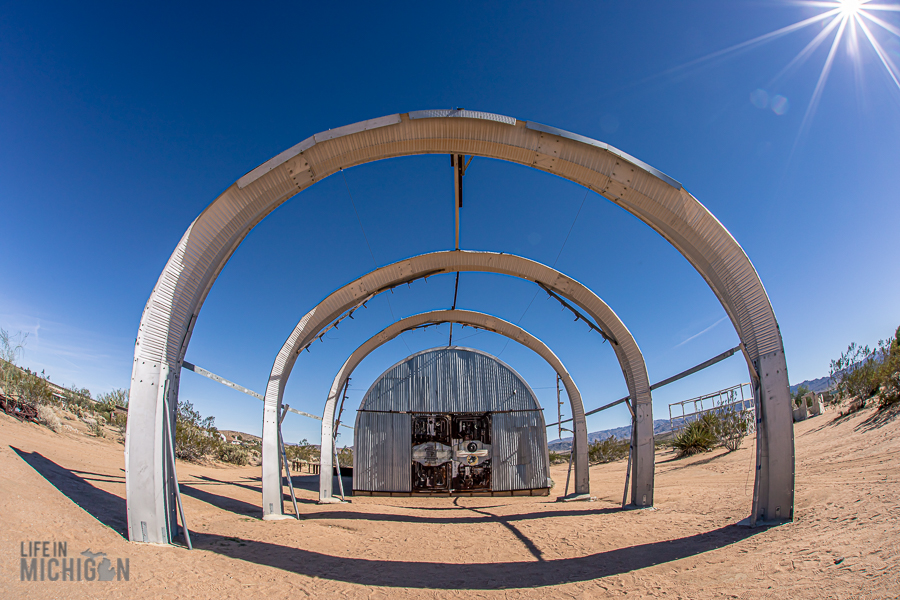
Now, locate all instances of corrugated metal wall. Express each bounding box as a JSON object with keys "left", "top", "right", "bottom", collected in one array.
[
  {"left": 359, "top": 347, "right": 538, "bottom": 413},
  {"left": 354, "top": 347, "right": 549, "bottom": 493},
  {"left": 491, "top": 411, "right": 550, "bottom": 491},
  {"left": 353, "top": 411, "right": 412, "bottom": 492}
]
